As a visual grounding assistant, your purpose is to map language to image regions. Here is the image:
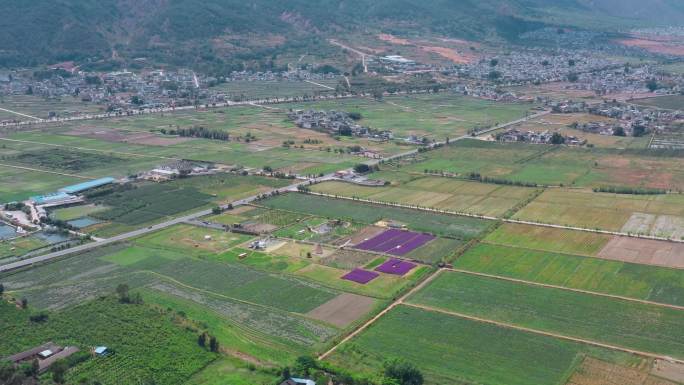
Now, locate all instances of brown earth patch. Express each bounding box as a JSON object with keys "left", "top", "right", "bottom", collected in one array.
[
  {"left": 567, "top": 357, "right": 676, "bottom": 385},
  {"left": 65, "top": 126, "right": 190, "bottom": 146},
  {"left": 652, "top": 360, "right": 684, "bottom": 384},
  {"left": 597, "top": 236, "right": 684, "bottom": 269},
  {"left": 377, "top": 33, "right": 411, "bottom": 45},
  {"left": 242, "top": 222, "right": 277, "bottom": 234},
  {"left": 306, "top": 293, "right": 376, "bottom": 328},
  {"left": 420, "top": 46, "right": 476, "bottom": 64},
  {"left": 618, "top": 37, "right": 684, "bottom": 56},
  {"left": 130, "top": 135, "right": 191, "bottom": 146},
  {"left": 344, "top": 225, "right": 386, "bottom": 246},
  {"left": 320, "top": 249, "right": 378, "bottom": 269}
]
